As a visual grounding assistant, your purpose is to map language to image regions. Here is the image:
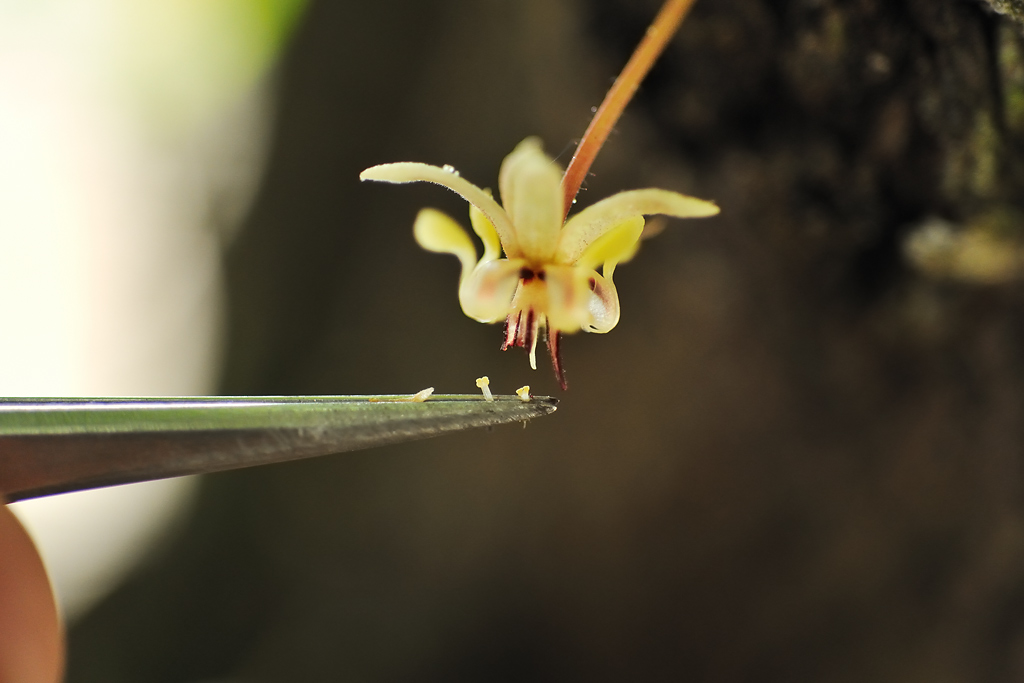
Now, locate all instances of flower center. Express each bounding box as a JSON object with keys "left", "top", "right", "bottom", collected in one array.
[
  {"left": 498, "top": 268, "right": 569, "bottom": 390},
  {"left": 502, "top": 274, "right": 551, "bottom": 370},
  {"left": 519, "top": 266, "right": 547, "bottom": 283}
]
